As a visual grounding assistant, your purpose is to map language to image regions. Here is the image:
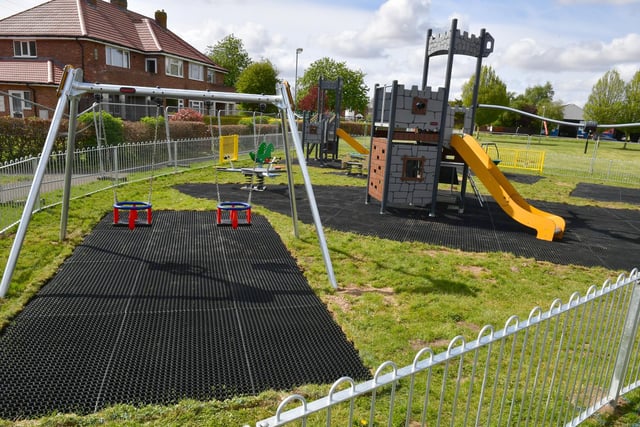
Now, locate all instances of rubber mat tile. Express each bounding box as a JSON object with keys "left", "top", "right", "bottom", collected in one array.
[
  {"left": 240, "top": 304, "right": 371, "bottom": 392},
  {"left": 95, "top": 310, "right": 250, "bottom": 408},
  {"left": 224, "top": 262, "right": 320, "bottom": 309},
  {"left": 142, "top": 214, "right": 293, "bottom": 264},
  {"left": 209, "top": 222, "right": 296, "bottom": 262},
  {"left": 0, "top": 313, "right": 122, "bottom": 419},
  {"left": 19, "top": 260, "right": 146, "bottom": 316},
  {"left": 65, "top": 230, "right": 154, "bottom": 263},
  {"left": 126, "top": 260, "right": 235, "bottom": 313}
]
